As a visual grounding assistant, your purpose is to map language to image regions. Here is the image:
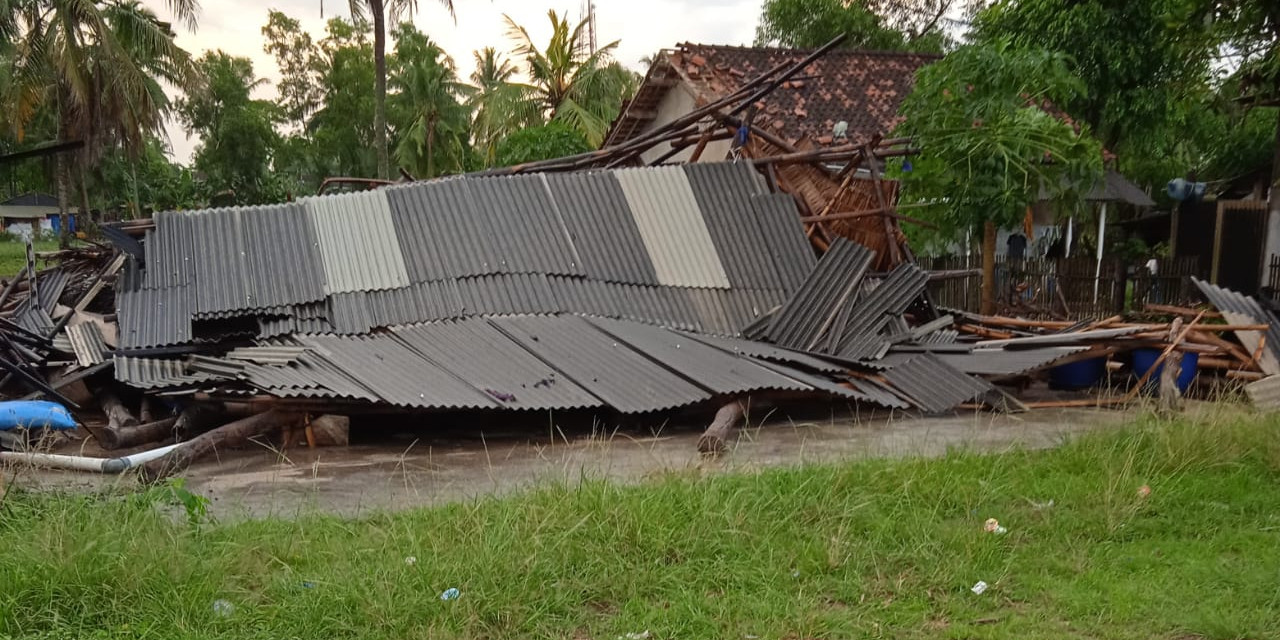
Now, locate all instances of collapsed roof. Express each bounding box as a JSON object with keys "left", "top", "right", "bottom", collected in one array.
[{"left": 608, "top": 44, "right": 939, "bottom": 149}]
